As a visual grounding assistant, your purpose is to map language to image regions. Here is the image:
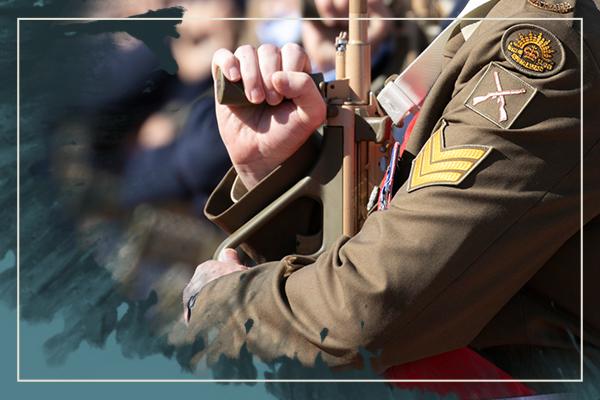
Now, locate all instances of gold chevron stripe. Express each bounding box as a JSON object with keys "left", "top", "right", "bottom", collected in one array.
[{"left": 408, "top": 121, "right": 492, "bottom": 192}]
